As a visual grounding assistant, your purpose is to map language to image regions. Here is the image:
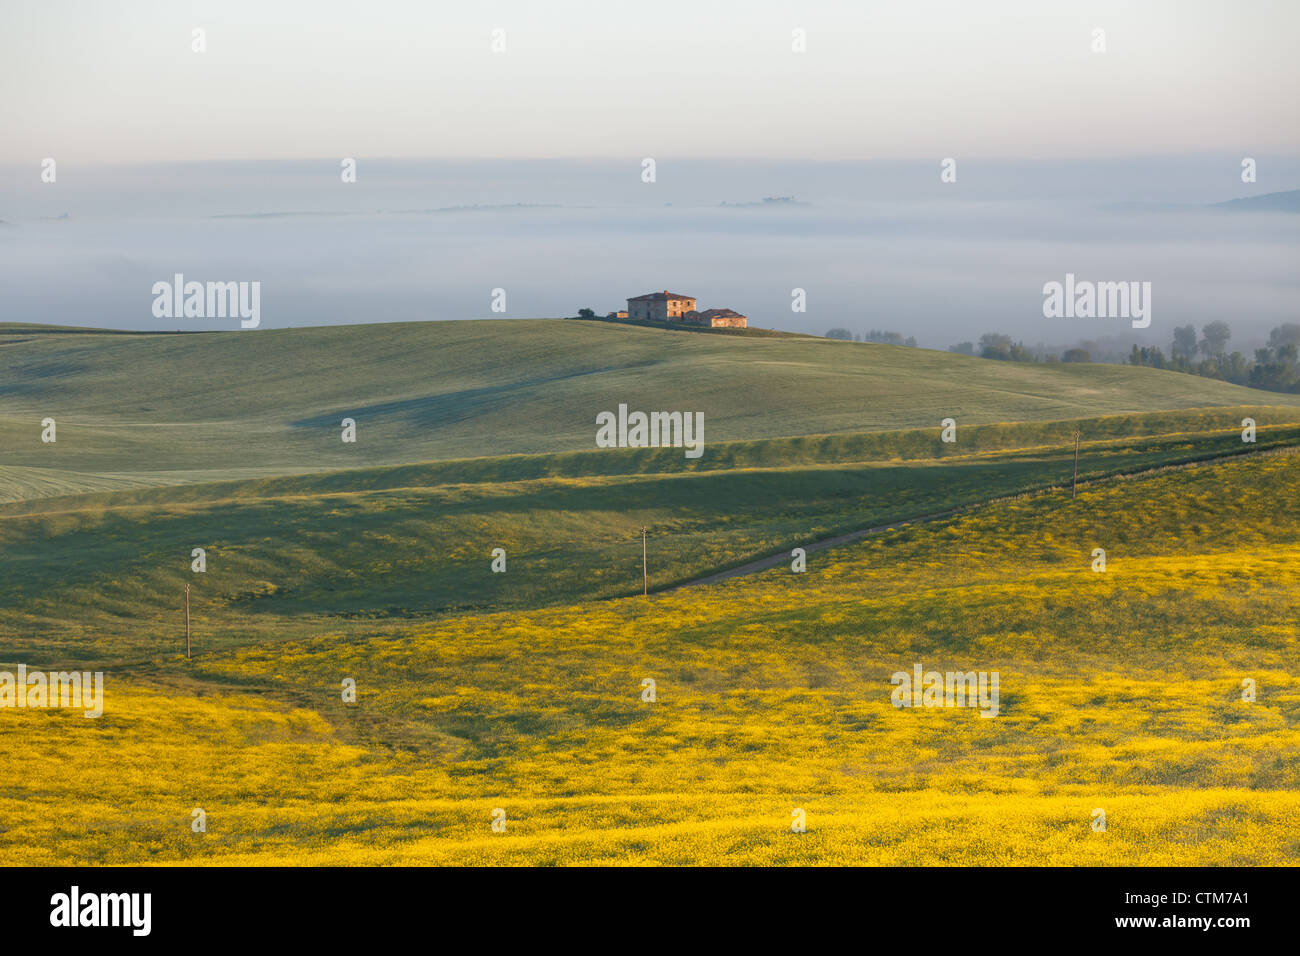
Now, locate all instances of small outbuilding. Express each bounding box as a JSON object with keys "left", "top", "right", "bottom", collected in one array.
[{"left": 683, "top": 308, "right": 747, "bottom": 329}]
